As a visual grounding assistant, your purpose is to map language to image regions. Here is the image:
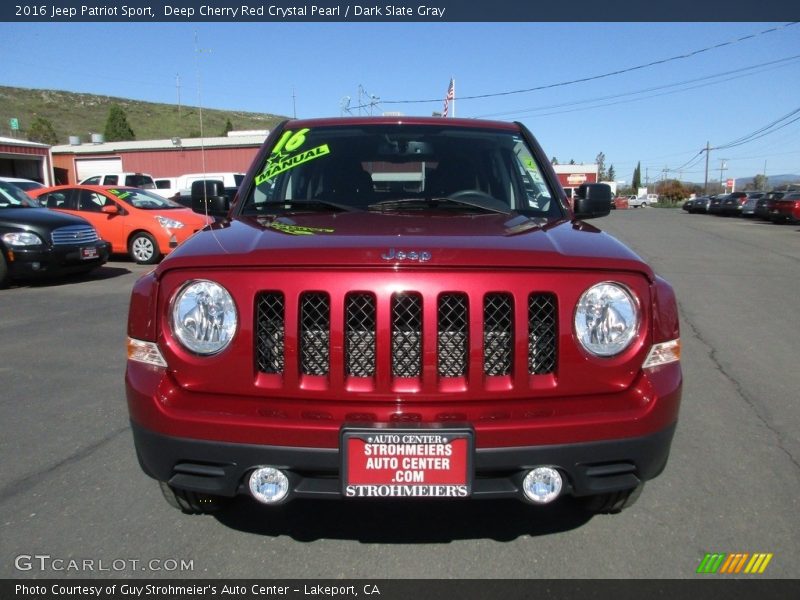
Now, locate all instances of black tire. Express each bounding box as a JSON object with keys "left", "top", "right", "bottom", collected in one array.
[
  {"left": 0, "top": 251, "right": 8, "bottom": 289},
  {"left": 158, "top": 481, "right": 228, "bottom": 514},
  {"left": 128, "top": 232, "right": 160, "bottom": 264},
  {"left": 581, "top": 484, "right": 644, "bottom": 514}
]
